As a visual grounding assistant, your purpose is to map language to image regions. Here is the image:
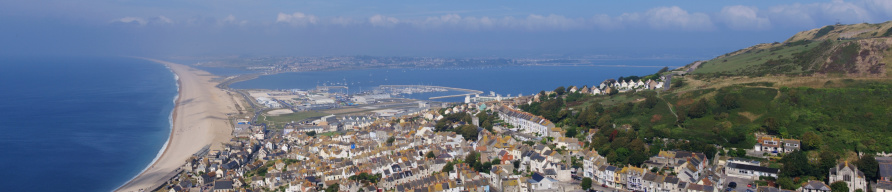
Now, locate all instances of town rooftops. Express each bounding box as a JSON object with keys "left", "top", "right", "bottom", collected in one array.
[
  {"left": 213, "top": 180, "right": 234, "bottom": 190},
  {"left": 727, "top": 162, "right": 779, "bottom": 174},
  {"left": 831, "top": 162, "right": 866, "bottom": 178},
  {"left": 879, "top": 157, "right": 892, "bottom": 180},
  {"left": 878, "top": 181, "right": 892, "bottom": 191},
  {"left": 802, "top": 180, "right": 831, "bottom": 191},
  {"left": 757, "top": 186, "right": 796, "bottom": 192}
]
